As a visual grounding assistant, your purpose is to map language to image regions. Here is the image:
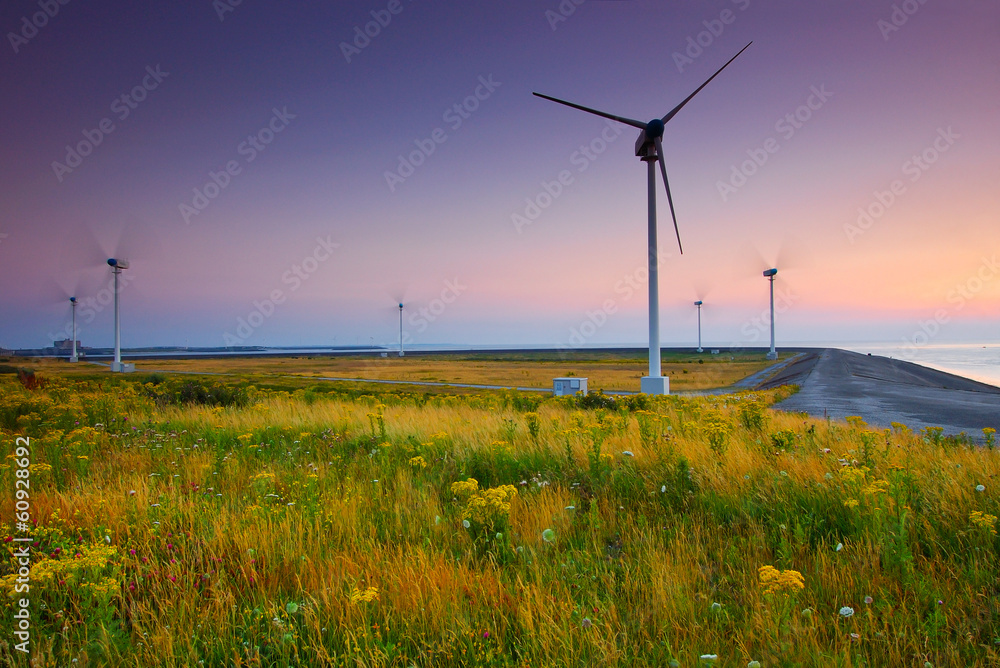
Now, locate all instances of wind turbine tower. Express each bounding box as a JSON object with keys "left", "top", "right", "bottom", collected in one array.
[
  {"left": 107, "top": 258, "right": 131, "bottom": 372},
  {"left": 69, "top": 297, "right": 79, "bottom": 363},
  {"left": 763, "top": 268, "right": 778, "bottom": 361},
  {"left": 398, "top": 303, "right": 405, "bottom": 357},
  {"left": 694, "top": 300, "right": 703, "bottom": 353},
  {"left": 534, "top": 43, "right": 752, "bottom": 395}
]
